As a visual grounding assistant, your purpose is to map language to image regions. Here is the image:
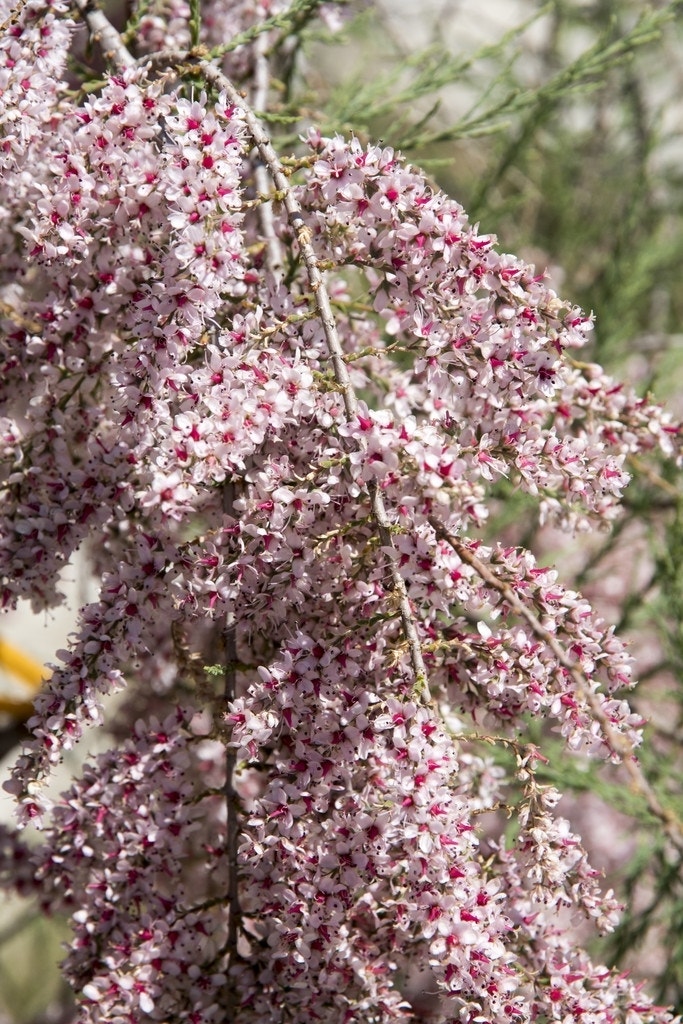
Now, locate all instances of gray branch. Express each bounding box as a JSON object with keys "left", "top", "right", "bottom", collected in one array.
[{"left": 71, "top": 0, "right": 137, "bottom": 68}]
